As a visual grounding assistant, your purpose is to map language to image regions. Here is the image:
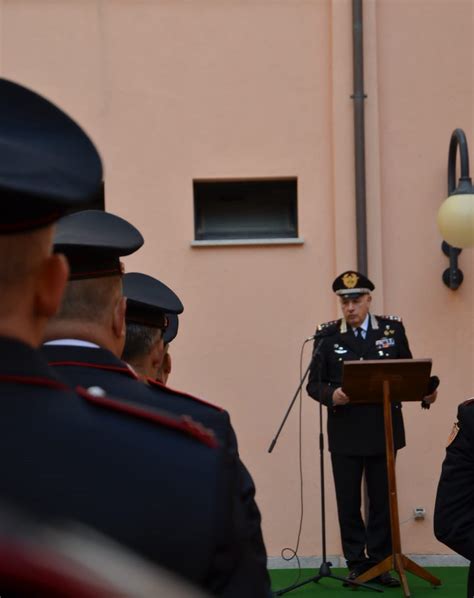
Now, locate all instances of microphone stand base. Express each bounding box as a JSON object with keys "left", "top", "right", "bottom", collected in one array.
[{"left": 272, "top": 561, "right": 384, "bottom": 596}]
